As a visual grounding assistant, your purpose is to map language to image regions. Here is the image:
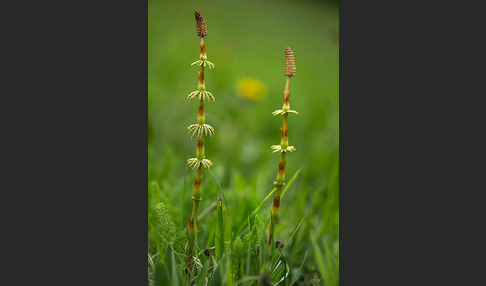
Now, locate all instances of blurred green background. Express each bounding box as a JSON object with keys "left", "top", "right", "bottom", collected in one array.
[{"left": 149, "top": 0, "right": 338, "bottom": 282}]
